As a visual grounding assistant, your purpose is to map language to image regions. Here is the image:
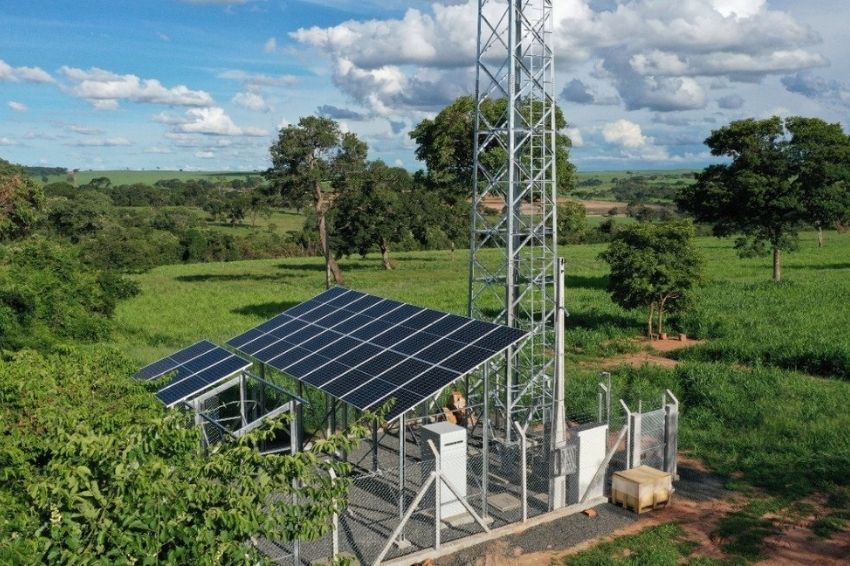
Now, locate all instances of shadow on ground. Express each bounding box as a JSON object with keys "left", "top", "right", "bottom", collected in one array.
[{"left": 232, "top": 301, "right": 300, "bottom": 318}]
